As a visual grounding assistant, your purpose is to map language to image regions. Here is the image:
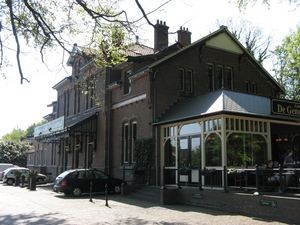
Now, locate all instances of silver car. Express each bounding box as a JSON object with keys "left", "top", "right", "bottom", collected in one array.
[{"left": 2, "top": 167, "right": 48, "bottom": 185}]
